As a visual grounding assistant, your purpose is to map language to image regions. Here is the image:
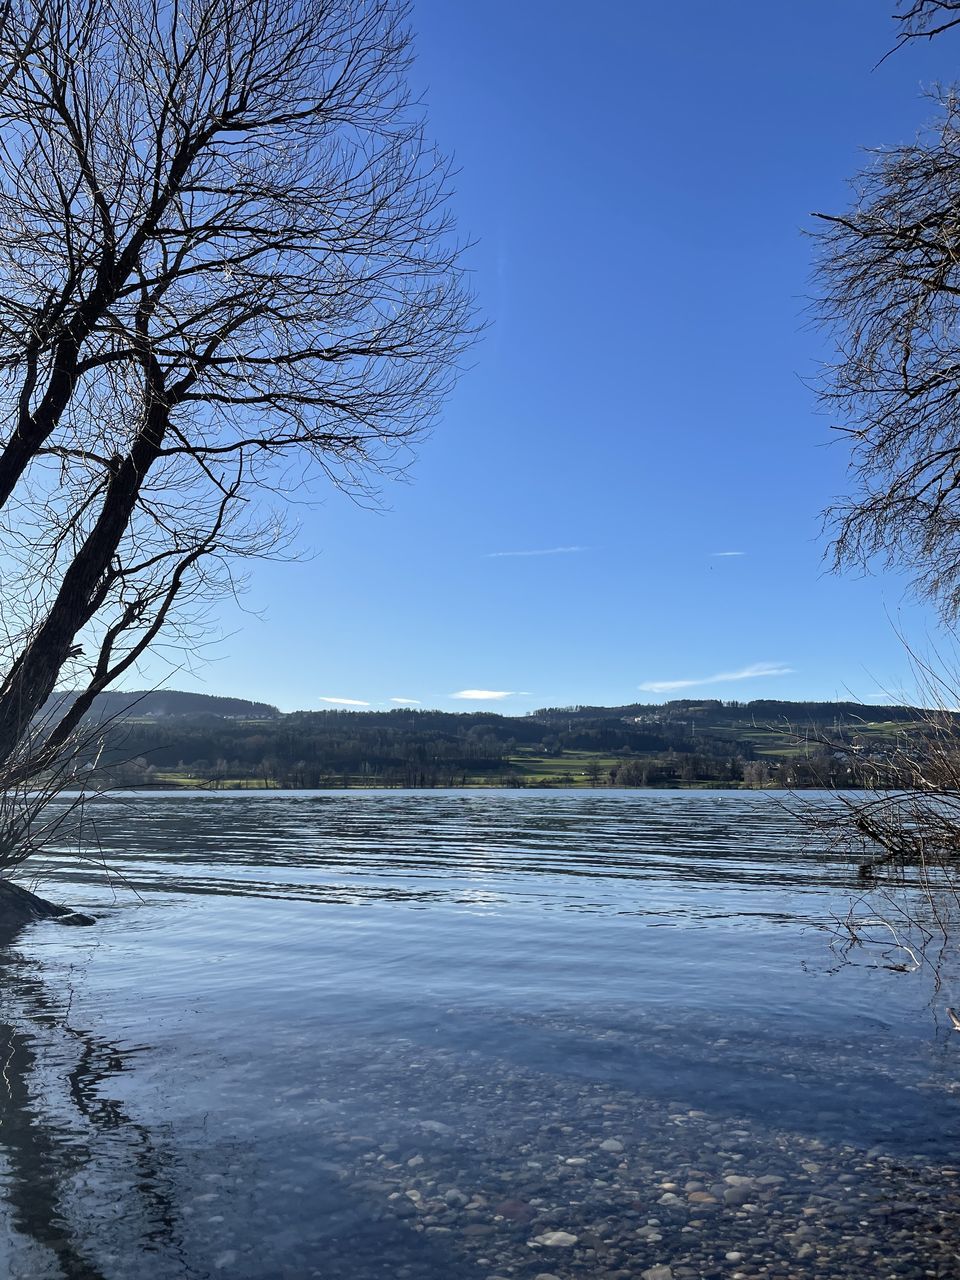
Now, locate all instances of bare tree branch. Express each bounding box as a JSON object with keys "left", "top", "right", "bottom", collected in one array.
[{"left": 0, "top": 0, "right": 475, "bottom": 865}]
